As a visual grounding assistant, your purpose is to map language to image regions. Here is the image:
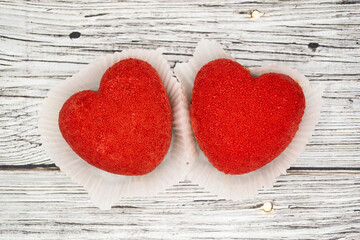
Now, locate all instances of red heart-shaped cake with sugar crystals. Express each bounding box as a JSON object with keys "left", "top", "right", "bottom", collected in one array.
[
  {"left": 190, "top": 59, "right": 305, "bottom": 175},
  {"left": 59, "top": 58, "right": 172, "bottom": 176}
]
